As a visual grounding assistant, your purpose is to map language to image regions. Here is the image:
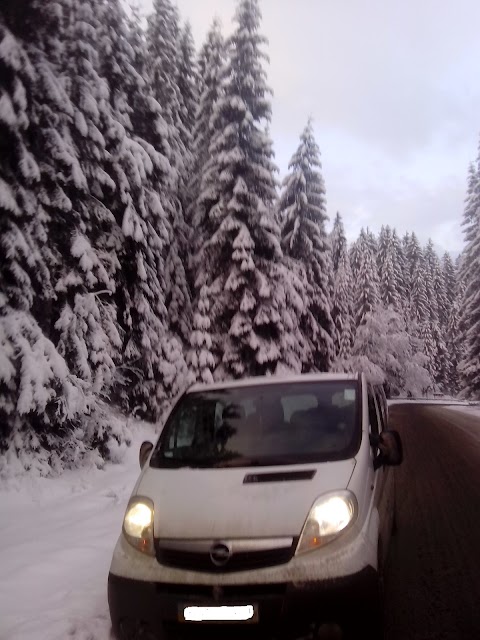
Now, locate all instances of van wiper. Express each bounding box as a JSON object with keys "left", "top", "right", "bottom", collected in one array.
[
  {"left": 154, "top": 457, "right": 264, "bottom": 469},
  {"left": 150, "top": 456, "right": 214, "bottom": 469},
  {"left": 214, "top": 455, "right": 310, "bottom": 468},
  {"left": 212, "top": 457, "right": 265, "bottom": 468}
]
